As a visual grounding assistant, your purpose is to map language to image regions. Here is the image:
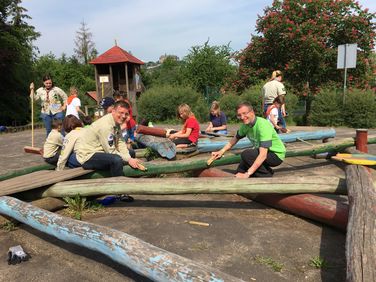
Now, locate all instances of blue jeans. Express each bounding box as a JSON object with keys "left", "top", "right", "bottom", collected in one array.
[
  {"left": 67, "top": 152, "right": 81, "bottom": 168},
  {"left": 41, "top": 112, "right": 65, "bottom": 136},
  {"left": 82, "top": 152, "right": 124, "bottom": 176}
]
